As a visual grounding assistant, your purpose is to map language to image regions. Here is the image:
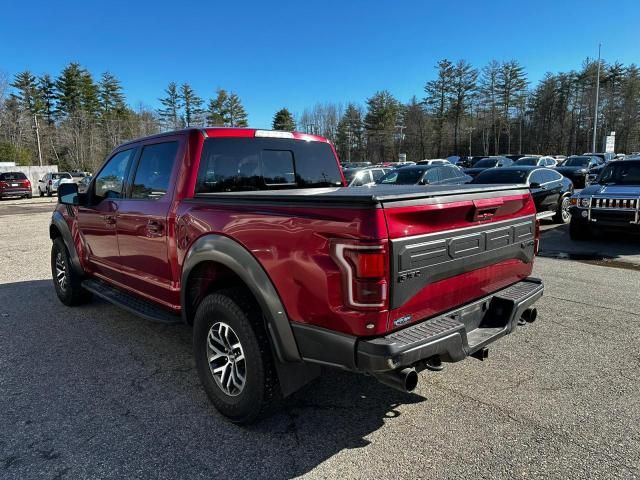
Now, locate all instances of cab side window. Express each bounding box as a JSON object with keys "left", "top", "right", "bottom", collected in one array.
[
  {"left": 131, "top": 142, "right": 179, "bottom": 200},
  {"left": 94, "top": 149, "right": 135, "bottom": 202}
]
